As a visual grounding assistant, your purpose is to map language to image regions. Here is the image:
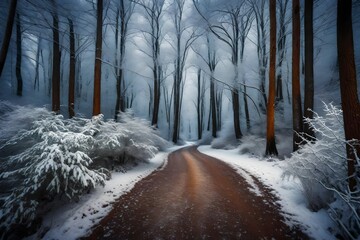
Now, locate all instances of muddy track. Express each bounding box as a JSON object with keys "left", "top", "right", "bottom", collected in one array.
[{"left": 83, "top": 146, "right": 308, "bottom": 239}]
